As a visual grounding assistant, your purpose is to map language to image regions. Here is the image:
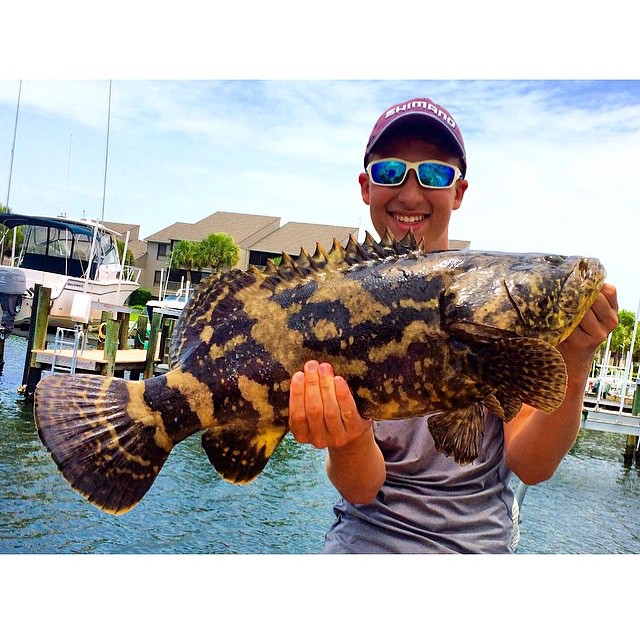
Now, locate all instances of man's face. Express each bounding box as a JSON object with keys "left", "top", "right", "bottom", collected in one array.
[{"left": 359, "top": 134, "right": 468, "bottom": 251}]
